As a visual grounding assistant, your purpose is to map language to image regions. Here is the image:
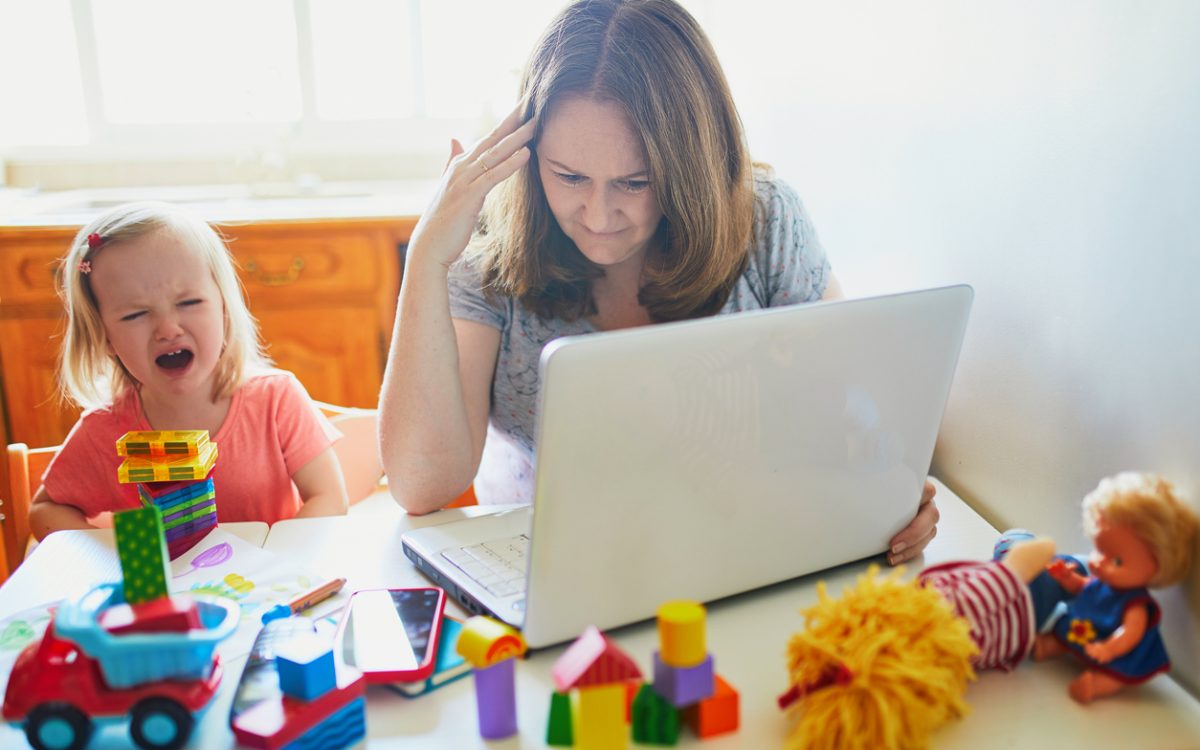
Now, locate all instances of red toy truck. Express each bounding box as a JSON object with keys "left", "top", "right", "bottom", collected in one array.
[{"left": 2, "top": 584, "right": 237, "bottom": 750}]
